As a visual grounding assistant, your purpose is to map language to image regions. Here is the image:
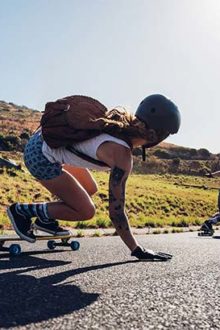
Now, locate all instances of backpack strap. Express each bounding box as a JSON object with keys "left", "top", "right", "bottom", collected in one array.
[{"left": 66, "top": 146, "right": 109, "bottom": 168}]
